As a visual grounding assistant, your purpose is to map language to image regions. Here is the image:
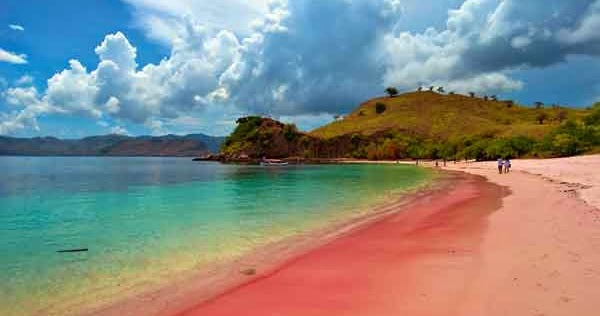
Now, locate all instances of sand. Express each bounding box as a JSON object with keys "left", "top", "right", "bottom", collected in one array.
[
  {"left": 448, "top": 155, "right": 600, "bottom": 209},
  {"left": 172, "top": 172, "right": 504, "bottom": 316},
  {"left": 86, "top": 155, "right": 600, "bottom": 316},
  {"left": 443, "top": 155, "right": 600, "bottom": 315},
  {"left": 172, "top": 155, "right": 600, "bottom": 316}
]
